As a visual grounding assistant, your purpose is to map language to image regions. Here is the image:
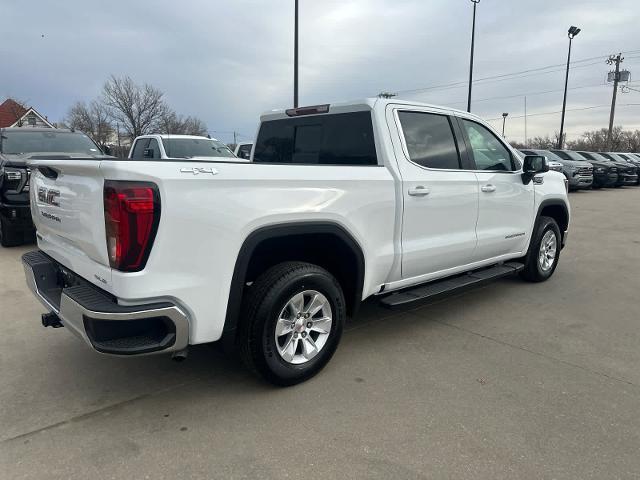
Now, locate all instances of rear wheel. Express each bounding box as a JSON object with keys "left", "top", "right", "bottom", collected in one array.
[
  {"left": 520, "top": 216, "right": 561, "bottom": 282},
  {"left": 238, "top": 262, "right": 345, "bottom": 386}
]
